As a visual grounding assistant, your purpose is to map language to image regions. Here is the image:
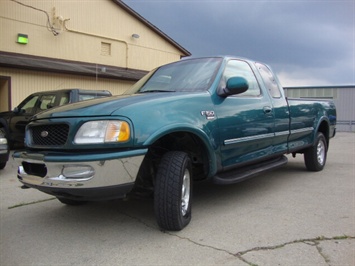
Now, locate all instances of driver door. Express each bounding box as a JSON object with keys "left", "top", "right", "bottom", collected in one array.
[{"left": 215, "top": 60, "right": 275, "bottom": 169}]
